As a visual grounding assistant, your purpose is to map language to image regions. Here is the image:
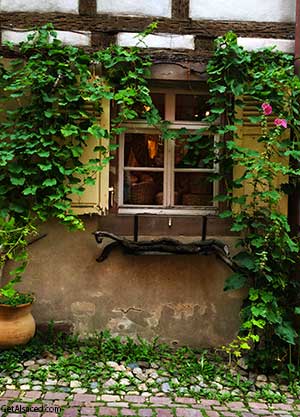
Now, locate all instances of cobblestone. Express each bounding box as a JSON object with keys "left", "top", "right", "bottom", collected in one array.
[{"left": 0, "top": 389, "right": 300, "bottom": 417}]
